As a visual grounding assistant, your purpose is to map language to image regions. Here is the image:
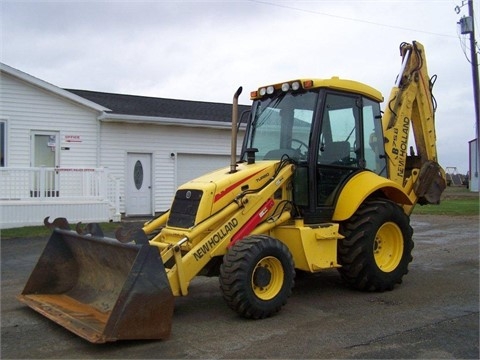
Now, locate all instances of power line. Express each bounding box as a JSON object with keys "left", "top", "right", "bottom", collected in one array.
[{"left": 248, "top": 0, "right": 457, "bottom": 39}]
